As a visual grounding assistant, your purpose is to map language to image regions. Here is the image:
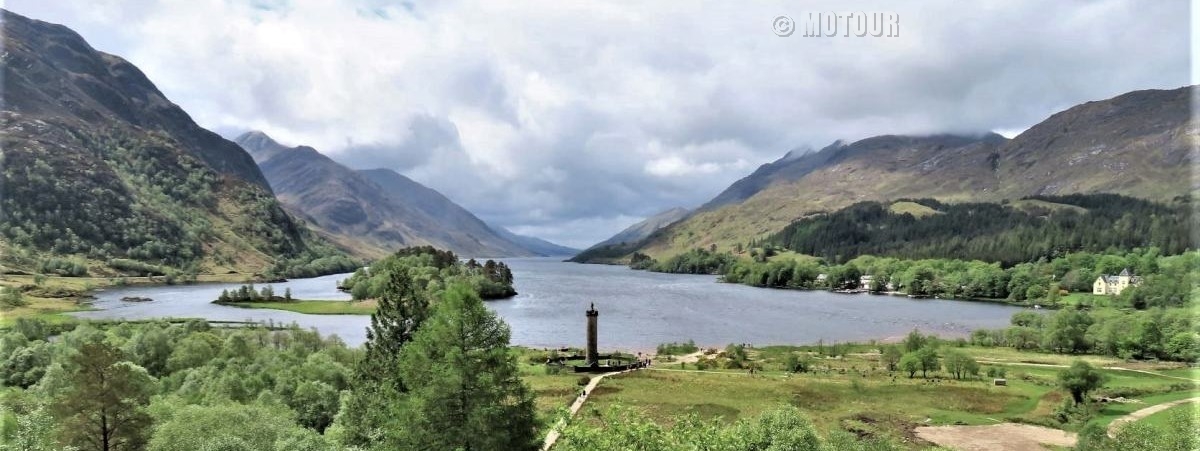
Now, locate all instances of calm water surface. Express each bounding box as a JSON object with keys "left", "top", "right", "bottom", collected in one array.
[{"left": 73, "top": 258, "right": 1026, "bottom": 350}]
